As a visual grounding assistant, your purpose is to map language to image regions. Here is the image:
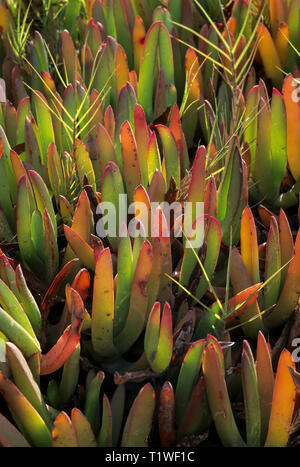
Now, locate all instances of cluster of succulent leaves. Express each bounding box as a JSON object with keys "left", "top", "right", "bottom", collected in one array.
[{"left": 0, "top": 0, "right": 299, "bottom": 448}]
